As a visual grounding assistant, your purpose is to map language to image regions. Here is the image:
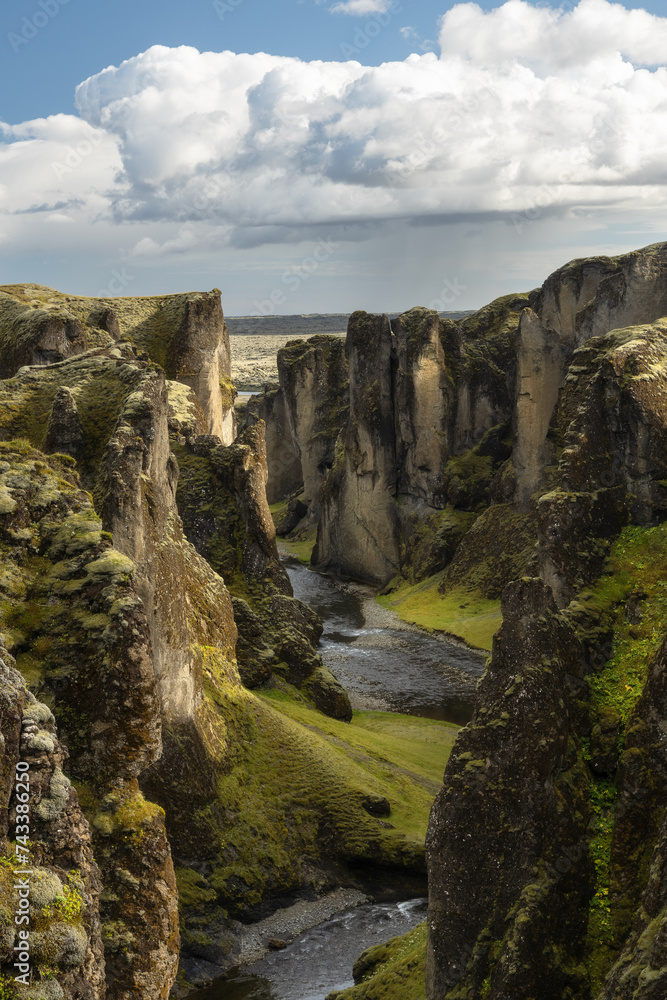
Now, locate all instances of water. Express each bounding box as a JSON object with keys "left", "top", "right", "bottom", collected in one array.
[
  {"left": 190, "top": 561, "right": 483, "bottom": 998},
  {"left": 189, "top": 899, "right": 427, "bottom": 1000},
  {"left": 286, "top": 558, "right": 486, "bottom": 726}
]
